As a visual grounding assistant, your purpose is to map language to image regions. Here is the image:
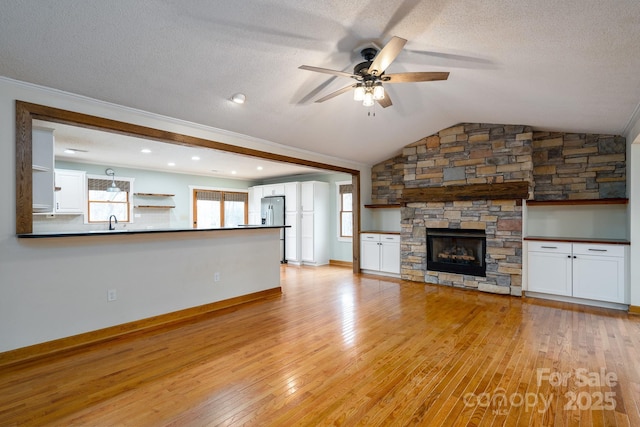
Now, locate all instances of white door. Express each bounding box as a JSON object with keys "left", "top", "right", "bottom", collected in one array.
[
  {"left": 301, "top": 182, "right": 314, "bottom": 212},
  {"left": 285, "top": 212, "right": 298, "bottom": 261},
  {"left": 284, "top": 182, "right": 298, "bottom": 213},
  {"left": 361, "top": 241, "right": 381, "bottom": 270},
  {"left": 54, "top": 169, "right": 86, "bottom": 213},
  {"left": 380, "top": 241, "right": 401, "bottom": 274},
  {"left": 573, "top": 255, "right": 625, "bottom": 303},
  {"left": 528, "top": 251, "right": 572, "bottom": 296},
  {"left": 301, "top": 212, "right": 314, "bottom": 262}
]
